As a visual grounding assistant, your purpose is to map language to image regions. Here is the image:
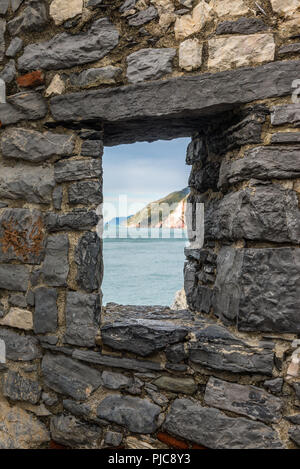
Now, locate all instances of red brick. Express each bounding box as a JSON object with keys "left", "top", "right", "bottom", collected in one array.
[
  {"left": 17, "top": 70, "right": 44, "bottom": 88},
  {"left": 157, "top": 432, "right": 189, "bottom": 449}
]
